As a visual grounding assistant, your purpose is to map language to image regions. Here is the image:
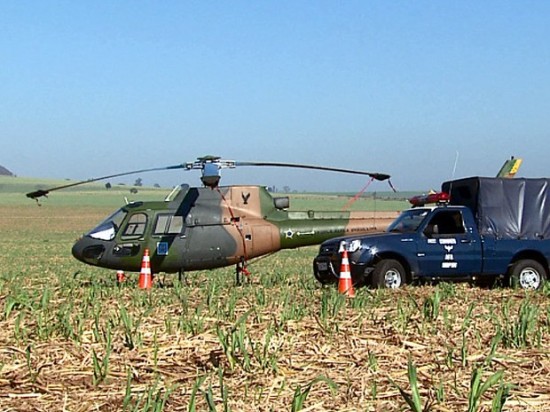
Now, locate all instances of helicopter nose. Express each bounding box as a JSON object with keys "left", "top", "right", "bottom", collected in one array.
[{"left": 72, "top": 237, "right": 105, "bottom": 264}]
